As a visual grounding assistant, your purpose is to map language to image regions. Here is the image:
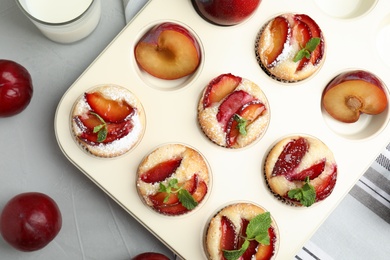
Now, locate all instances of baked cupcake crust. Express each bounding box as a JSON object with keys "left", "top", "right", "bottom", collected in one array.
[
  {"left": 264, "top": 135, "right": 337, "bottom": 206},
  {"left": 198, "top": 76, "right": 270, "bottom": 148},
  {"left": 71, "top": 84, "right": 145, "bottom": 158},
  {"left": 255, "top": 13, "right": 325, "bottom": 82},
  {"left": 137, "top": 143, "right": 210, "bottom": 215},
  {"left": 205, "top": 202, "right": 278, "bottom": 260}
]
